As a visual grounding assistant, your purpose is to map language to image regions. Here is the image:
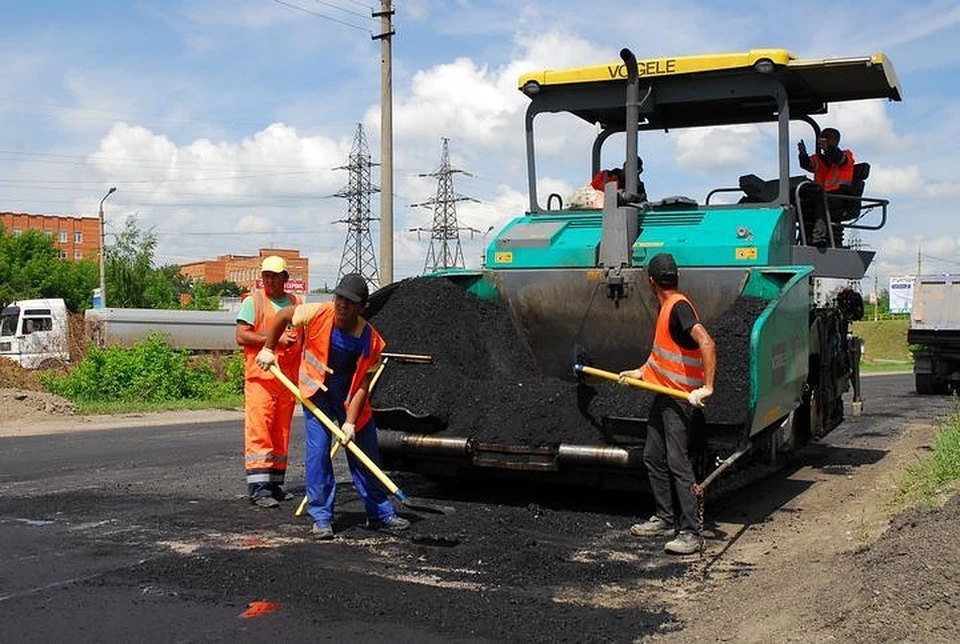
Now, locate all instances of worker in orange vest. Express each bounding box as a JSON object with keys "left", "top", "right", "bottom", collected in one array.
[
  {"left": 256, "top": 273, "right": 409, "bottom": 540},
  {"left": 798, "top": 127, "right": 855, "bottom": 246},
  {"left": 619, "top": 253, "right": 717, "bottom": 555},
  {"left": 235, "top": 255, "right": 302, "bottom": 508}
]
